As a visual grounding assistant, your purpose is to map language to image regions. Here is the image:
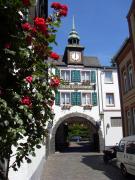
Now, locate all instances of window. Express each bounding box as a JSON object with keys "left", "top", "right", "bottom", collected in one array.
[
  {"left": 81, "top": 71, "right": 90, "bottom": 82},
  {"left": 61, "top": 70, "right": 70, "bottom": 81},
  {"left": 127, "top": 110, "right": 132, "bottom": 135},
  {"left": 128, "top": 64, "right": 134, "bottom": 89},
  {"left": 126, "top": 141, "right": 135, "bottom": 154},
  {"left": 119, "top": 140, "right": 125, "bottom": 152},
  {"left": 82, "top": 93, "right": 91, "bottom": 105},
  {"left": 106, "top": 93, "right": 114, "bottom": 106},
  {"left": 105, "top": 71, "right": 113, "bottom": 83},
  {"left": 61, "top": 92, "right": 70, "bottom": 105},
  {"left": 111, "top": 117, "right": 122, "bottom": 127},
  {"left": 123, "top": 71, "right": 128, "bottom": 93}
]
